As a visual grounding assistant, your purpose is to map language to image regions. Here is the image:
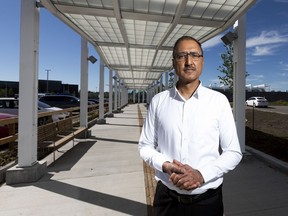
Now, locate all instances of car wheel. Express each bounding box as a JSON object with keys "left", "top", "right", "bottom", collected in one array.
[{"left": 38, "top": 117, "right": 48, "bottom": 126}]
